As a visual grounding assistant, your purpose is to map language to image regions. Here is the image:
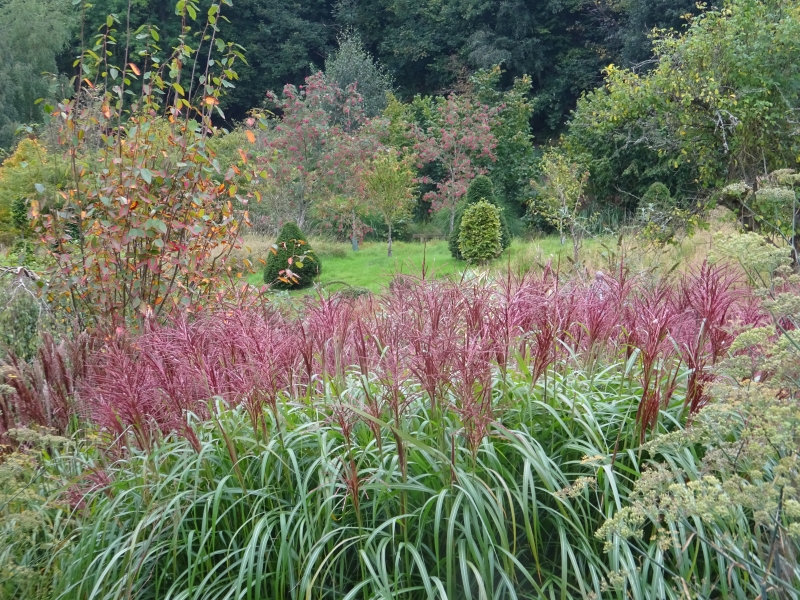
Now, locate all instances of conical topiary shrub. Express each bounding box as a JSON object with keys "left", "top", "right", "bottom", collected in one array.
[
  {"left": 263, "top": 222, "right": 321, "bottom": 289},
  {"left": 458, "top": 200, "right": 502, "bottom": 265},
  {"left": 466, "top": 174, "right": 495, "bottom": 205},
  {"left": 449, "top": 175, "right": 511, "bottom": 260}
]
